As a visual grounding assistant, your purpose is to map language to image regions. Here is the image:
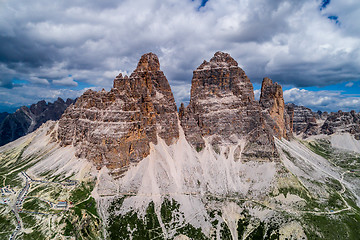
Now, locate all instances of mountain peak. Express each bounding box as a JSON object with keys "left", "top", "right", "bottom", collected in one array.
[
  {"left": 135, "top": 52, "right": 160, "bottom": 72},
  {"left": 261, "top": 77, "right": 273, "bottom": 88},
  {"left": 260, "top": 77, "right": 283, "bottom": 107},
  {"left": 197, "top": 51, "right": 238, "bottom": 70},
  {"left": 210, "top": 51, "right": 238, "bottom": 66},
  {"left": 260, "top": 77, "right": 292, "bottom": 139},
  {"left": 59, "top": 53, "right": 178, "bottom": 173},
  {"left": 0, "top": 98, "right": 75, "bottom": 146},
  {"left": 181, "top": 53, "right": 278, "bottom": 160}
]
